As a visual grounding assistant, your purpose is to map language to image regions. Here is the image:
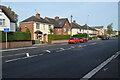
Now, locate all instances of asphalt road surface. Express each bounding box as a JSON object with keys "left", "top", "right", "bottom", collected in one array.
[{"left": 2, "top": 38, "right": 120, "bottom": 79}]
